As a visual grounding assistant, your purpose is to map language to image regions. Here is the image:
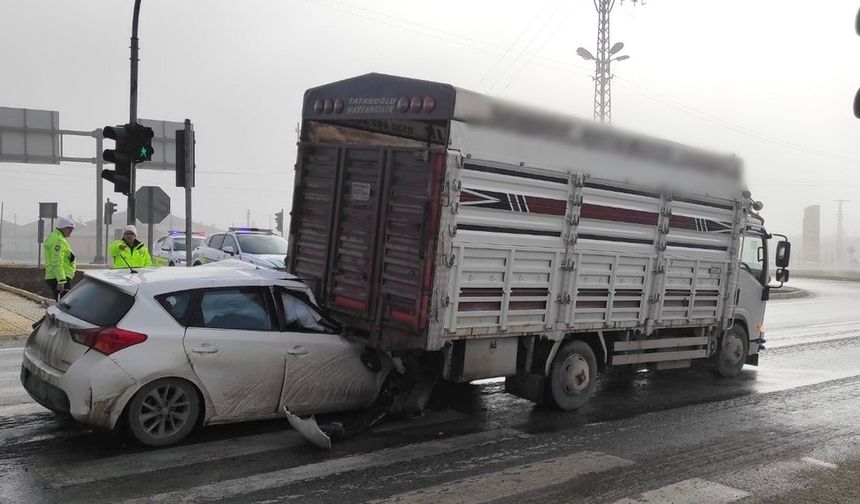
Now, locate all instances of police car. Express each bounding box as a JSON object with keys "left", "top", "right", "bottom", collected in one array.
[
  {"left": 191, "top": 228, "right": 287, "bottom": 269},
  {"left": 153, "top": 231, "right": 207, "bottom": 267}
]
